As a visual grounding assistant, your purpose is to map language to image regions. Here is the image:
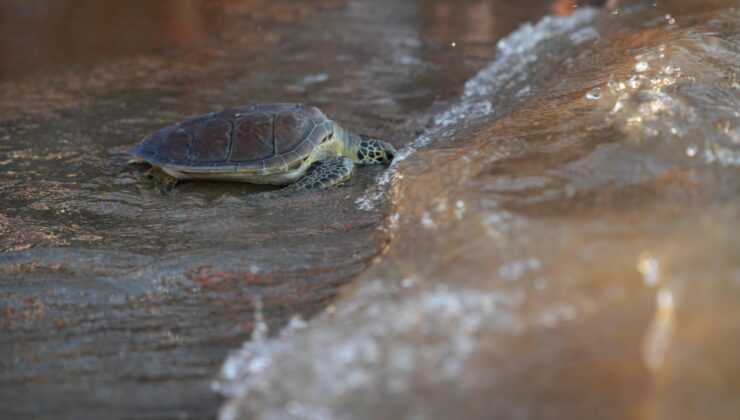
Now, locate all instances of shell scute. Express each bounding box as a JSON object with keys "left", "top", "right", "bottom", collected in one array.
[
  {"left": 191, "top": 119, "right": 232, "bottom": 163},
  {"left": 229, "top": 112, "right": 274, "bottom": 163},
  {"left": 275, "top": 111, "right": 313, "bottom": 154},
  {"left": 282, "top": 151, "right": 305, "bottom": 169},
  {"left": 137, "top": 130, "right": 166, "bottom": 153},
  {"left": 156, "top": 128, "right": 191, "bottom": 162},
  {"left": 303, "top": 105, "right": 329, "bottom": 124},
  {"left": 262, "top": 155, "right": 288, "bottom": 172}
]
